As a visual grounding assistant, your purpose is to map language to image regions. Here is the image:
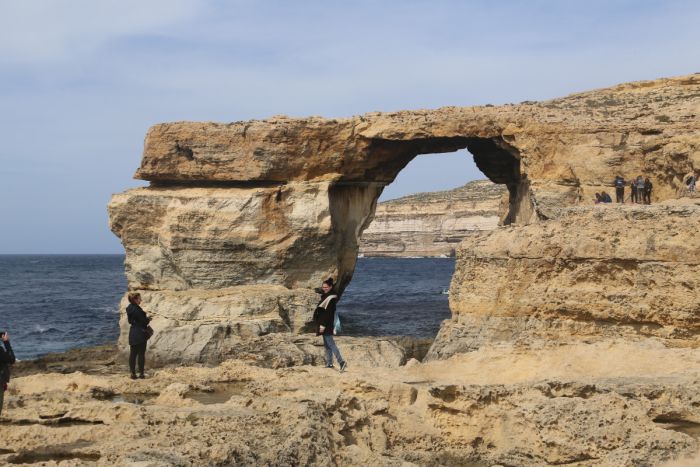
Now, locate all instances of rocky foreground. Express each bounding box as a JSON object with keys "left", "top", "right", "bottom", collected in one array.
[{"left": 1, "top": 336, "right": 699, "bottom": 466}]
